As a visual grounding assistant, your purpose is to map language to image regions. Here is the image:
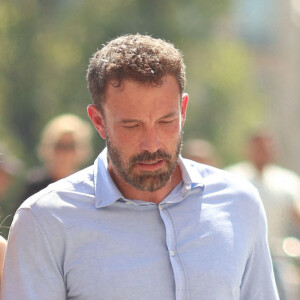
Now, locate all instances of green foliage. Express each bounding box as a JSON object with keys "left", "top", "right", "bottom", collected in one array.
[
  {"left": 186, "top": 39, "right": 265, "bottom": 165},
  {"left": 0, "top": 0, "right": 264, "bottom": 168},
  {"left": 184, "top": 39, "right": 266, "bottom": 165}
]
